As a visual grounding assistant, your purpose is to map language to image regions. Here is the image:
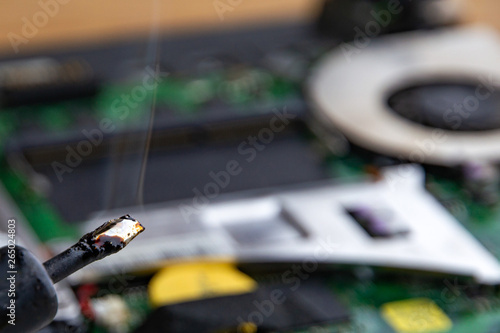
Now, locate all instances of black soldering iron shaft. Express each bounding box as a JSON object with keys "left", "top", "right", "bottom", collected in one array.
[{"left": 43, "top": 243, "right": 95, "bottom": 284}]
